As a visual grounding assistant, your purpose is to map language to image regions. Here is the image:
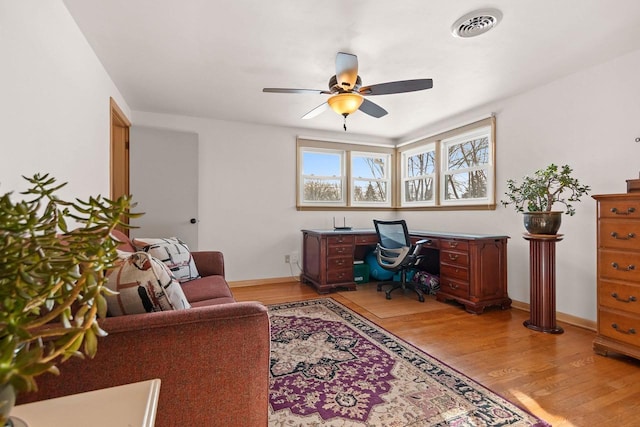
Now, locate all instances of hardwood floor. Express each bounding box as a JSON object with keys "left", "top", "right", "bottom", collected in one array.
[{"left": 232, "top": 280, "right": 640, "bottom": 427}]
